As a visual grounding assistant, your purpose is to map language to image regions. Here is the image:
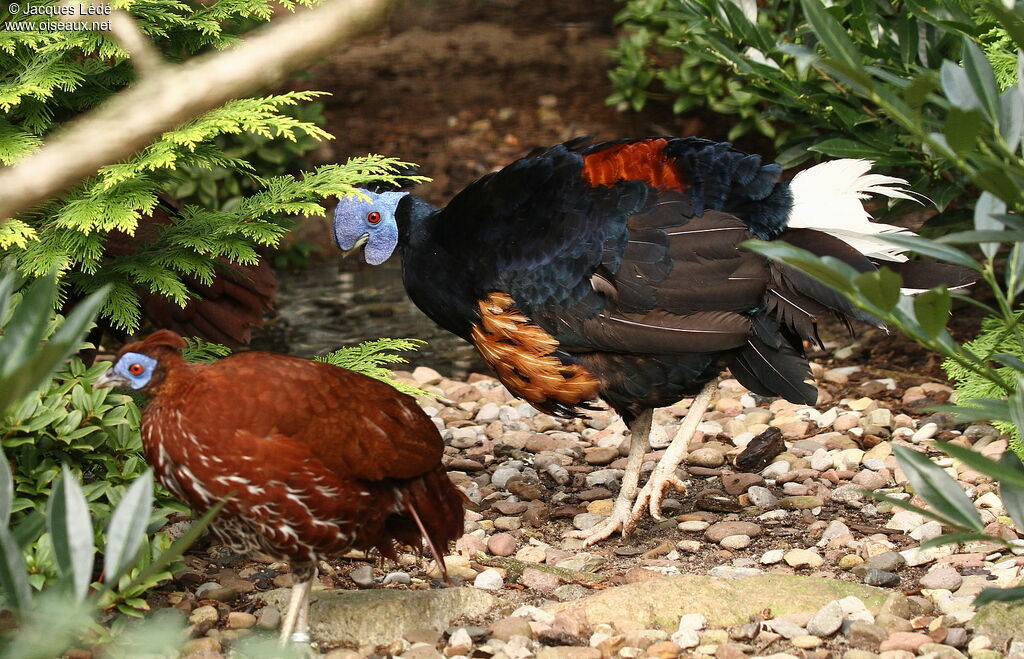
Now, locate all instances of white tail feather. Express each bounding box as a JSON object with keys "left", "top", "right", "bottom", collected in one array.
[{"left": 787, "top": 159, "right": 919, "bottom": 262}]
